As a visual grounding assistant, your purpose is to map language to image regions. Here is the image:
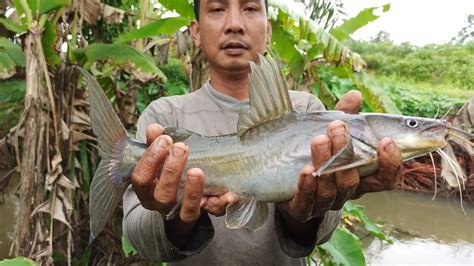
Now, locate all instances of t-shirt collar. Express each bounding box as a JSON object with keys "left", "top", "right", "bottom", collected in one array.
[{"left": 203, "top": 80, "right": 249, "bottom": 109}]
